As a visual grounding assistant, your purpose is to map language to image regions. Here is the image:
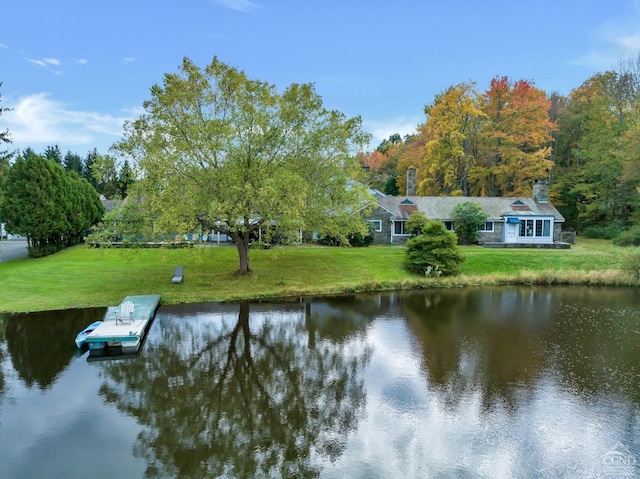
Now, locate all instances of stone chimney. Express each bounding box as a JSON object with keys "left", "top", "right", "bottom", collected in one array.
[
  {"left": 406, "top": 167, "right": 416, "bottom": 196},
  {"left": 532, "top": 179, "right": 548, "bottom": 203}
]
